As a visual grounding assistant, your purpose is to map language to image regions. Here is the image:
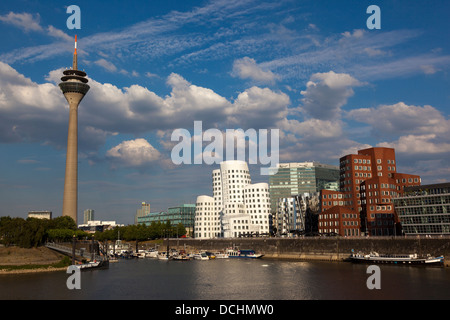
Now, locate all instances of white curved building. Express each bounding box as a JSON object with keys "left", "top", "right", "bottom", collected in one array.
[
  {"left": 195, "top": 160, "right": 271, "bottom": 239},
  {"left": 194, "top": 195, "right": 219, "bottom": 239}
]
